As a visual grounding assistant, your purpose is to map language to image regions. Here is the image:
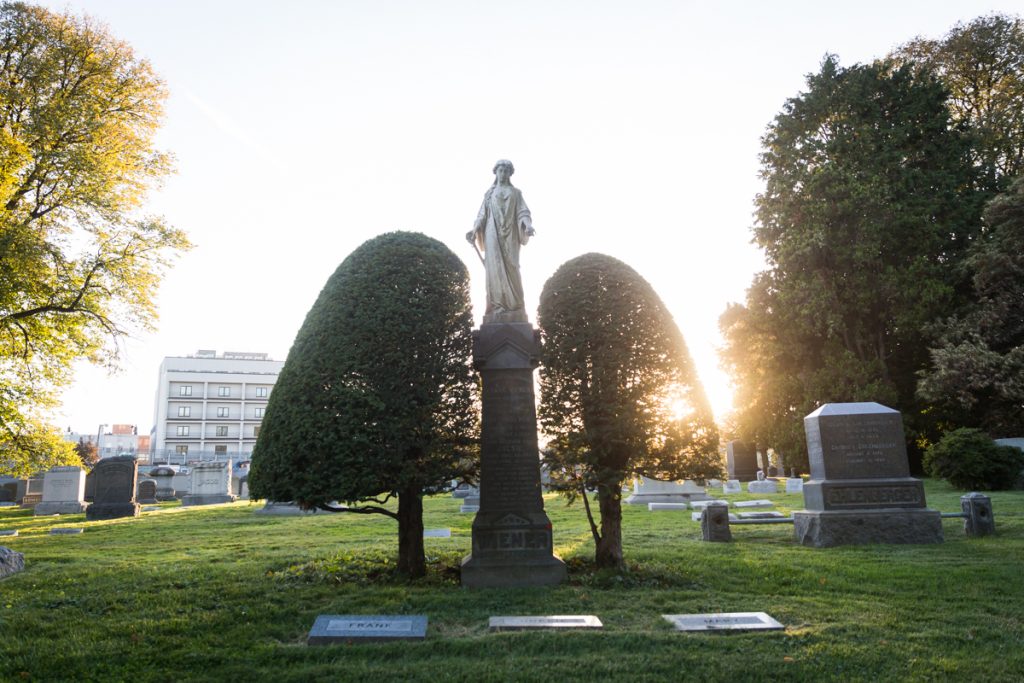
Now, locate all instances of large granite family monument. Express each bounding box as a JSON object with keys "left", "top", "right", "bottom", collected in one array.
[
  {"left": 793, "top": 402, "right": 942, "bottom": 547},
  {"left": 460, "top": 160, "right": 567, "bottom": 588}
]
